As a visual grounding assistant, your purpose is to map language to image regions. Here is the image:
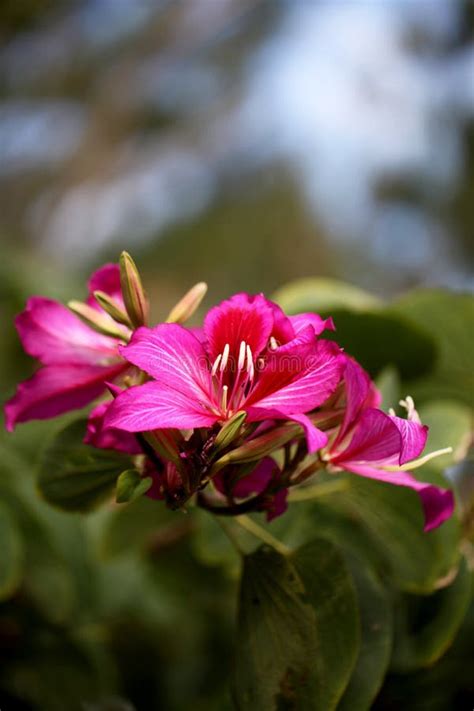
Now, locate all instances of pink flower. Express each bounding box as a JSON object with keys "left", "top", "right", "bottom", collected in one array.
[
  {"left": 84, "top": 400, "right": 141, "bottom": 454},
  {"left": 105, "top": 293, "right": 344, "bottom": 451},
  {"left": 214, "top": 457, "right": 288, "bottom": 521},
  {"left": 5, "top": 265, "right": 129, "bottom": 430},
  {"left": 326, "top": 359, "right": 455, "bottom": 531}
]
